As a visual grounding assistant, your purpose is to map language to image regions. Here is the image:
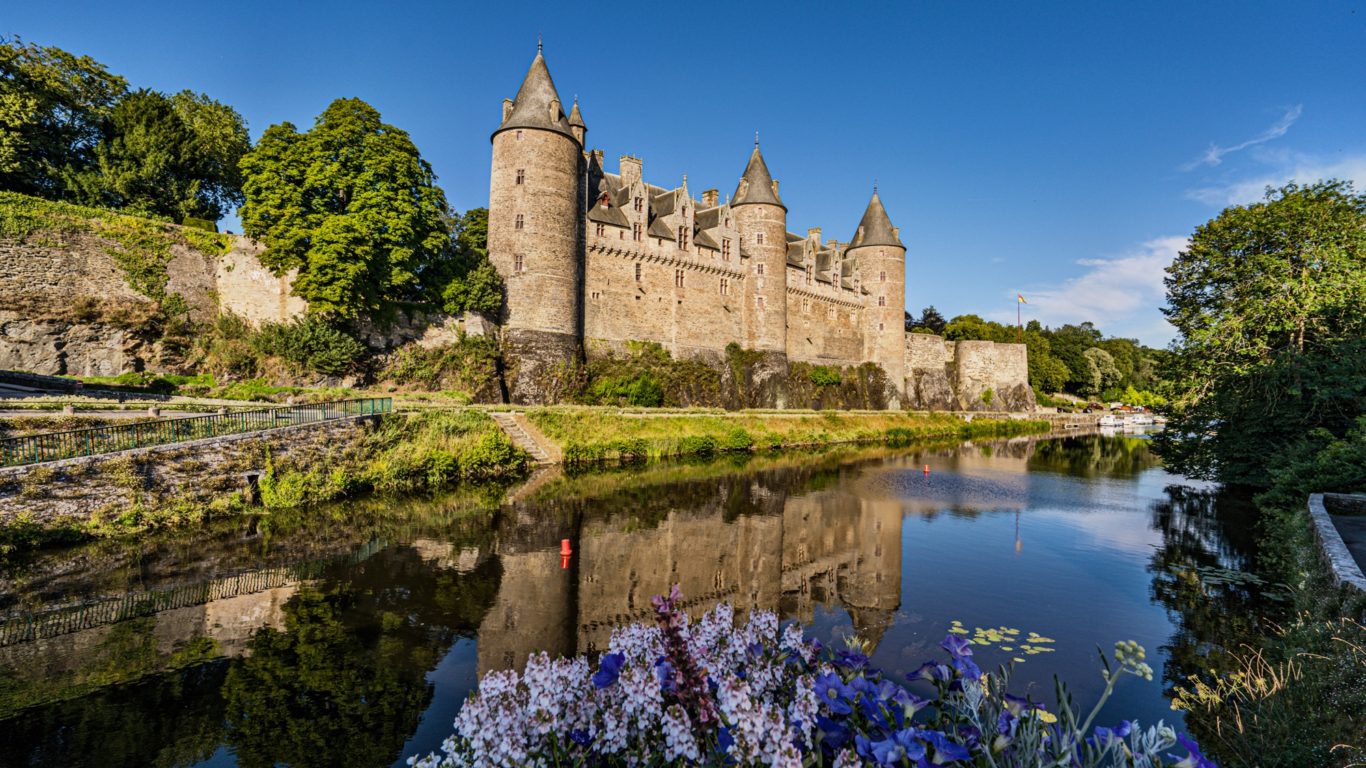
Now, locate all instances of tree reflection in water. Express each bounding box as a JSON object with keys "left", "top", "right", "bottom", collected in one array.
[
  {"left": 1146, "top": 483, "right": 1287, "bottom": 733},
  {"left": 223, "top": 547, "right": 502, "bottom": 768}
]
